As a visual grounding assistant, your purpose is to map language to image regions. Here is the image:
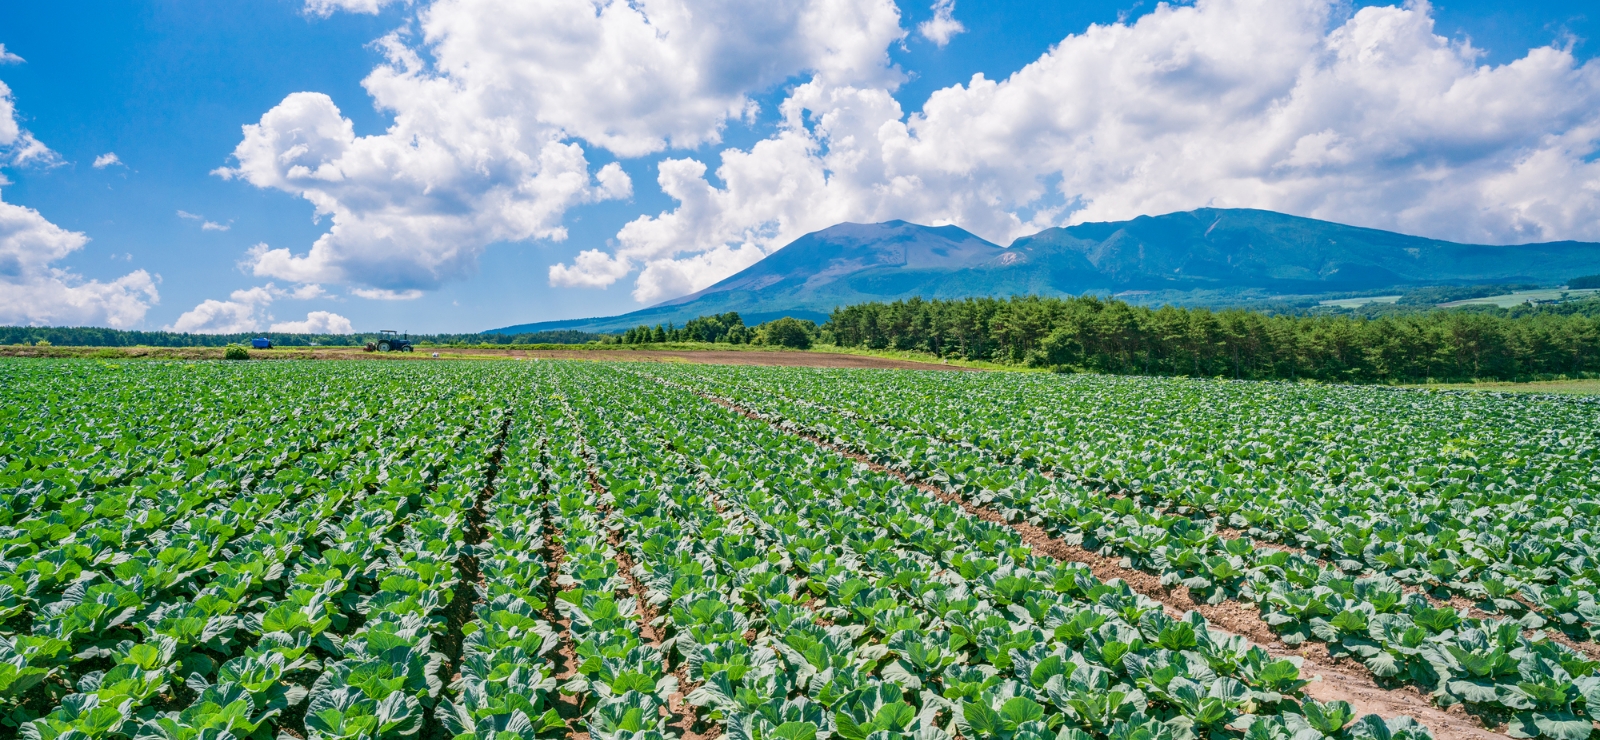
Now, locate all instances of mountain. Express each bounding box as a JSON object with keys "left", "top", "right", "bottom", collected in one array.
[
  {"left": 494, "top": 220, "right": 1016, "bottom": 333},
  {"left": 1015, "top": 209, "right": 1600, "bottom": 293},
  {"left": 488, "top": 208, "right": 1600, "bottom": 334}
]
